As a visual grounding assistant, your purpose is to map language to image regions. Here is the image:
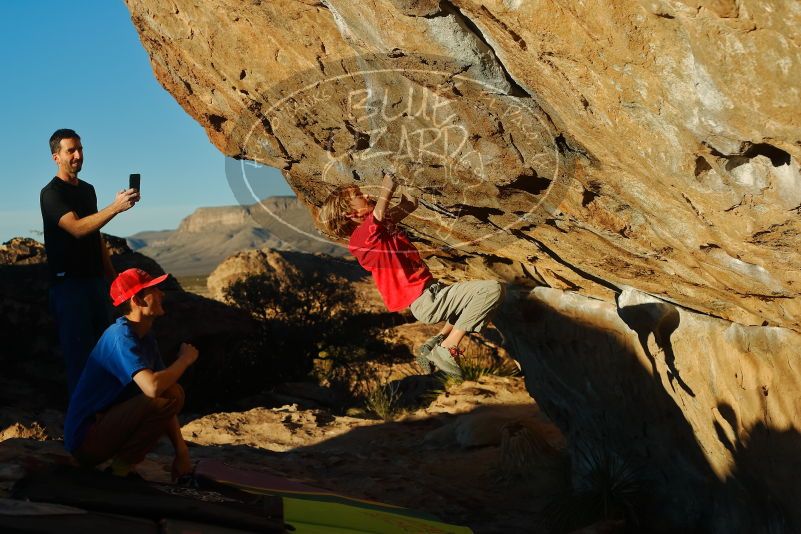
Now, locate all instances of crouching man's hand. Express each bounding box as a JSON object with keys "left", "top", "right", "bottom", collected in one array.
[
  {"left": 177, "top": 342, "right": 199, "bottom": 367},
  {"left": 172, "top": 446, "right": 192, "bottom": 481}
]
